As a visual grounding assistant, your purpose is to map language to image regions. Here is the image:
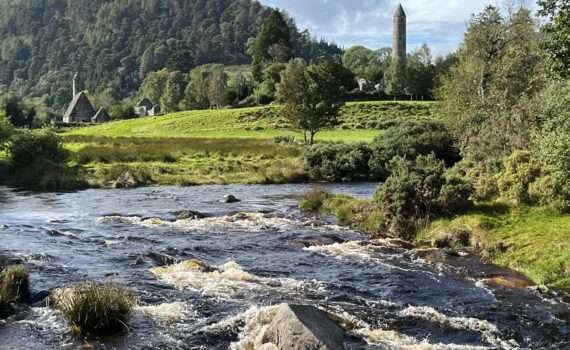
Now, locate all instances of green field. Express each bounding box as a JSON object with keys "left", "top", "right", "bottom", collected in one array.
[
  {"left": 62, "top": 101, "right": 437, "bottom": 187},
  {"left": 65, "top": 101, "right": 438, "bottom": 142}
]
